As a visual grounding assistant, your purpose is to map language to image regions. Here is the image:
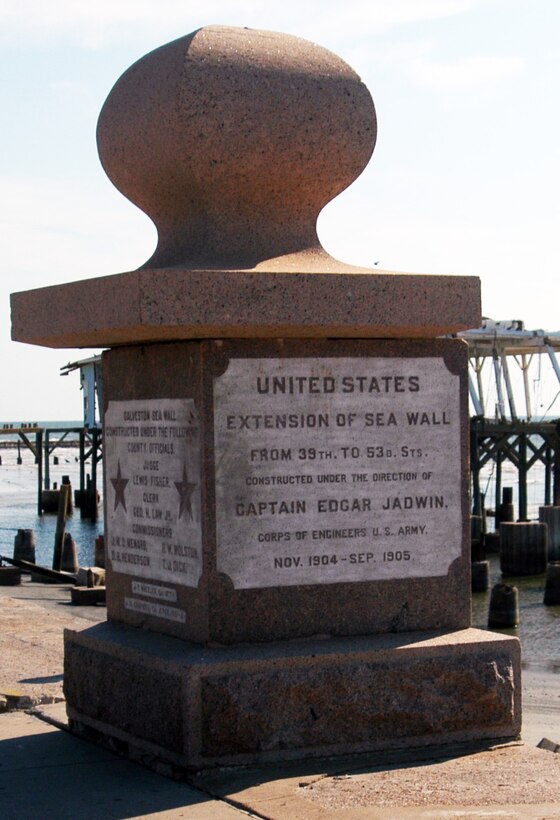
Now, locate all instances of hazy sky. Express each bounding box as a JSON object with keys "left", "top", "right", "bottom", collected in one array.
[{"left": 2, "top": 0, "right": 559, "bottom": 420}]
